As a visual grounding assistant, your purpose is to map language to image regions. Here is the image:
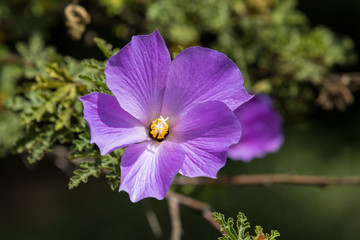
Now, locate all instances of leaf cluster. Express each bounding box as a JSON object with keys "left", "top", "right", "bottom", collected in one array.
[
  {"left": 5, "top": 33, "right": 91, "bottom": 163},
  {"left": 212, "top": 212, "right": 280, "bottom": 240},
  {"left": 68, "top": 151, "right": 121, "bottom": 191},
  {"left": 0, "top": 45, "right": 23, "bottom": 155},
  {"left": 4, "top": 33, "right": 122, "bottom": 190},
  {"left": 69, "top": 123, "right": 122, "bottom": 191},
  {"left": 146, "top": 0, "right": 357, "bottom": 114}
]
